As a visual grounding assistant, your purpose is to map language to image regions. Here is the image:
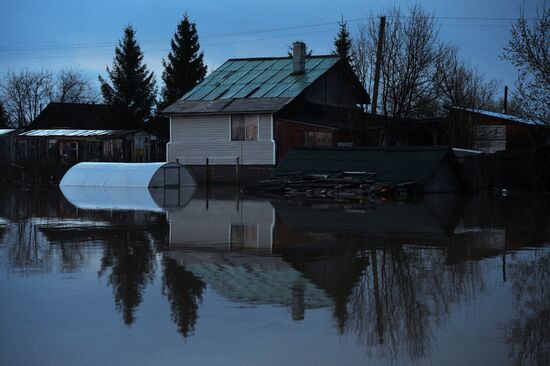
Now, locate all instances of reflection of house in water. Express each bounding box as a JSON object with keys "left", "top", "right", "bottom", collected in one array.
[
  {"left": 167, "top": 191, "right": 275, "bottom": 249},
  {"left": 166, "top": 250, "right": 333, "bottom": 320},
  {"left": 272, "top": 195, "right": 463, "bottom": 248}
]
